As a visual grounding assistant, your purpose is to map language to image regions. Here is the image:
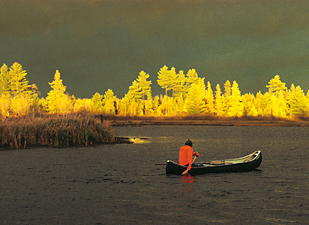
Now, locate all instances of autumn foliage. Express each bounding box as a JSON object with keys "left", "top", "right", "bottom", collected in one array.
[{"left": 1, "top": 63, "right": 309, "bottom": 120}]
